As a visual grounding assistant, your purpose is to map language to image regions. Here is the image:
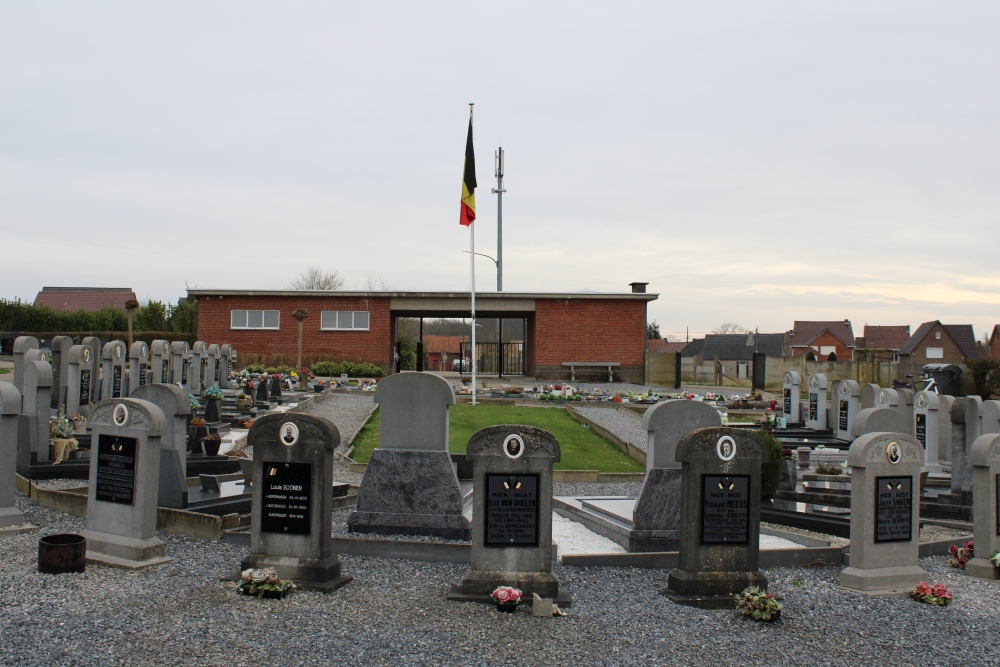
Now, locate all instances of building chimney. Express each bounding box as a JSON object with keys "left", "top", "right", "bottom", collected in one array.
[{"left": 629, "top": 282, "right": 648, "bottom": 293}]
